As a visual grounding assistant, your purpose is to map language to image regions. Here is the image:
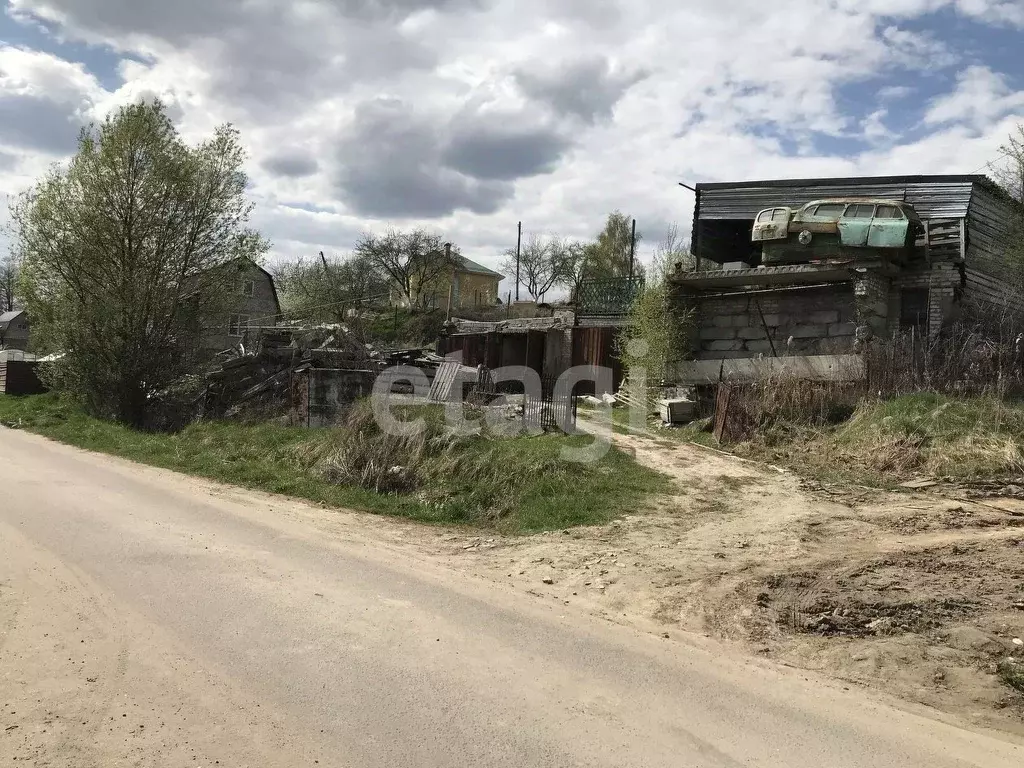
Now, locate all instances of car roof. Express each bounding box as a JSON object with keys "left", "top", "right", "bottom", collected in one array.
[{"left": 801, "top": 198, "right": 909, "bottom": 207}]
